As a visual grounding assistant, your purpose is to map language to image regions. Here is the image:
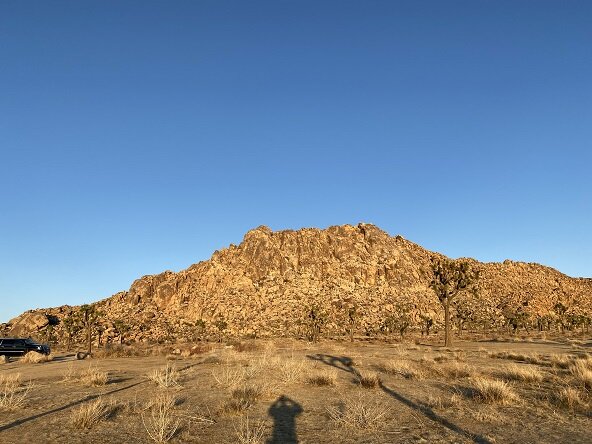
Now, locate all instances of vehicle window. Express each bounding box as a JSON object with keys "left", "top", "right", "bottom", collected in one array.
[
  {"left": 1, "top": 339, "right": 15, "bottom": 346},
  {"left": 24, "top": 339, "right": 36, "bottom": 345}
]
